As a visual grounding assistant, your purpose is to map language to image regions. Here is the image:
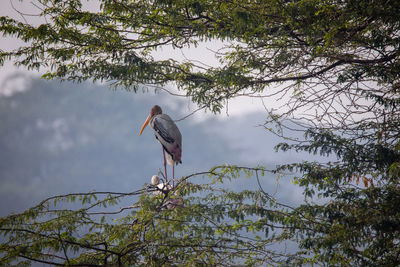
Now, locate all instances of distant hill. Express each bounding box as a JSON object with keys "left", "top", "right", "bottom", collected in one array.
[{"left": 0, "top": 74, "right": 302, "bottom": 216}]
